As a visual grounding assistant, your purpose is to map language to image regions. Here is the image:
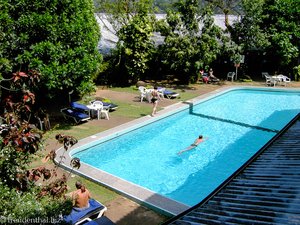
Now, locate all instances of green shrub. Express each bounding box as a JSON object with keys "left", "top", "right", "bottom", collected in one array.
[
  {"left": 0, "top": 184, "right": 72, "bottom": 224},
  {"left": 293, "top": 65, "right": 300, "bottom": 81}
]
